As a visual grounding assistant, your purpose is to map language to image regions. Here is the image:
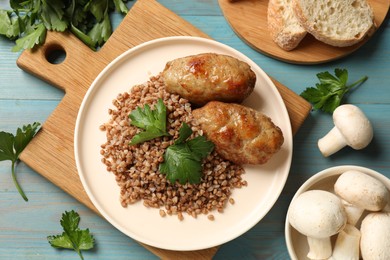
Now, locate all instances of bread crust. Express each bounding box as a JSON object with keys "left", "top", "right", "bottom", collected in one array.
[
  {"left": 267, "top": 0, "right": 307, "bottom": 51},
  {"left": 292, "top": 0, "right": 376, "bottom": 47}
]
